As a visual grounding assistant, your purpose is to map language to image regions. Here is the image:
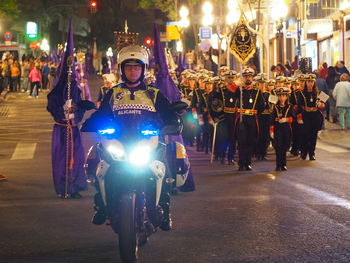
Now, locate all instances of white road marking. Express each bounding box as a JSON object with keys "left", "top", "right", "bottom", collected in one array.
[
  {"left": 316, "top": 141, "right": 348, "bottom": 153},
  {"left": 292, "top": 182, "right": 350, "bottom": 210},
  {"left": 10, "top": 142, "right": 37, "bottom": 160}
]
